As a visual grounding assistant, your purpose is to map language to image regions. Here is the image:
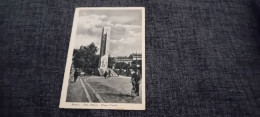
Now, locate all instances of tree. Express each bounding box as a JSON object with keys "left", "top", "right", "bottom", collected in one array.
[
  {"left": 131, "top": 60, "right": 142, "bottom": 74},
  {"left": 131, "top": 60, "right": 141, "bottom": 65},
  {"left": 115, "top": 62, "right": 124, "bottom": 69},
  {"left": 72, "top": 43, "right": 99, "bottom": 74},
  {"left": 114, "top": 62, "right": 130, "bottom": 75}
]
